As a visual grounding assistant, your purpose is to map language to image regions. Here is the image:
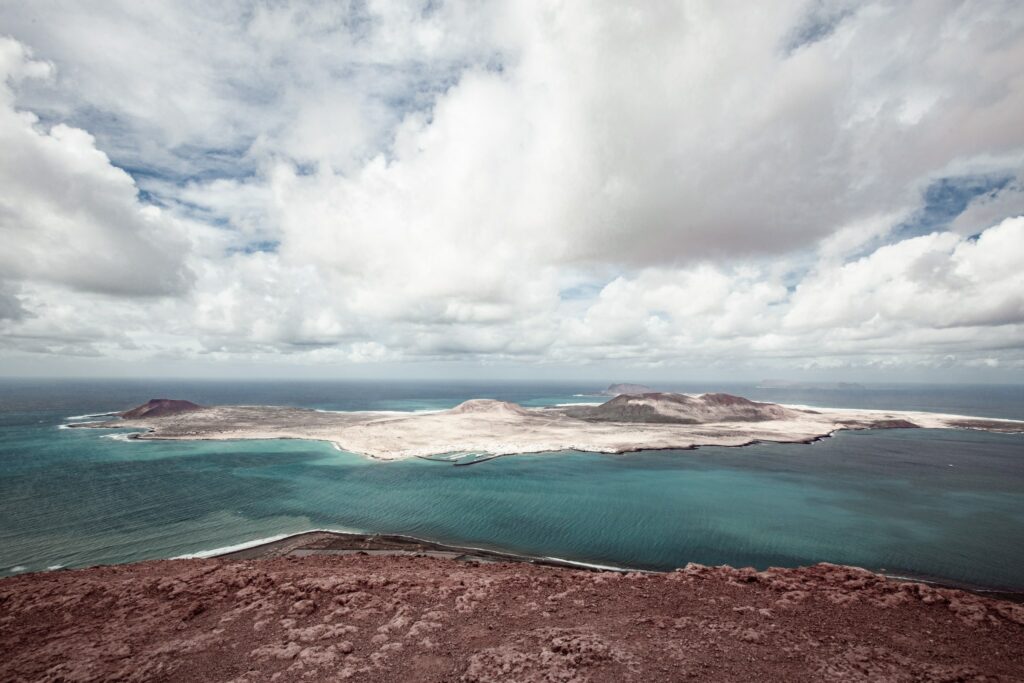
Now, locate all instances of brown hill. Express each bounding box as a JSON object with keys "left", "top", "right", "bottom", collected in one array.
[
  {"left": 568, "top": 392, "right": 795, "bottom": 424},
  {"left": 121, "top": 398, "right": 204, "bottom": 419}
]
